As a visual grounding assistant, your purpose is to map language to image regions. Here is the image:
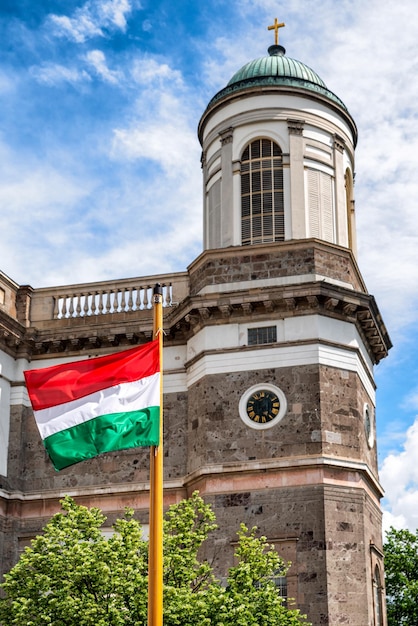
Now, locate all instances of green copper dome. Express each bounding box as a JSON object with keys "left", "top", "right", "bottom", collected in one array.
[{"left": 206, "top": 45, "right": 347, "bottom": 111}]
